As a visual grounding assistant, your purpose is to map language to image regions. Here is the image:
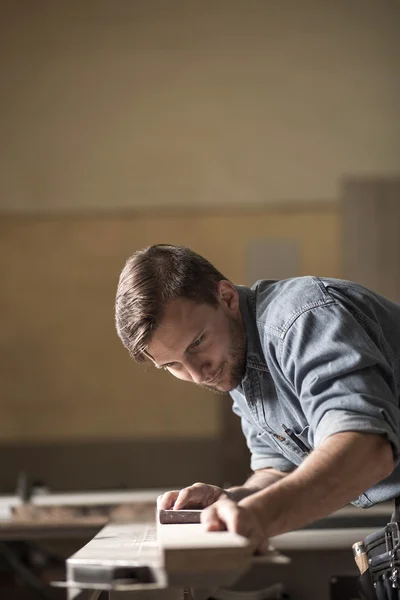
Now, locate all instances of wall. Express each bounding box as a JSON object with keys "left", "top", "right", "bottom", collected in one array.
[
  {"left": 0, "top": 0, "right": 399, "bottom": 212},
  {"left": 0, "top": 203, "right": 340, "bottom": 491},
  {"left": 342, "top": 178, "right": 400, "bottom": 302},
  {"left": 1, "top": 0, "right": 395, "bottom": 492}
]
